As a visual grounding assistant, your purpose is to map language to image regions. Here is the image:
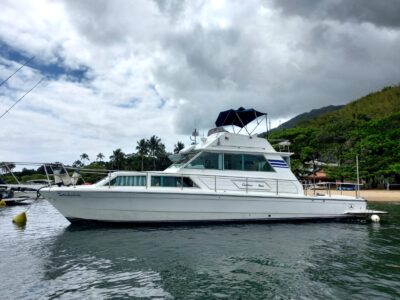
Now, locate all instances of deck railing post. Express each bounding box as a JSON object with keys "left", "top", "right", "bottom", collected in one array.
[
  {"left": 108, "top": 172, "right": 111, "bottom": 189},
  {"left": 5, "top": 164, "right": 20, "bottom": 184},
  {"left": 246, "top": 177, "right": 248, "bottom": 194},
  {"left": 44, "top": 164, "right": 50, "bottom": 188},
  {"left": 214, "top": 175, "right": 217, "bottom": 192},
  {"left": 276, "top": 179, "right": 279, "bottom": 195}
]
